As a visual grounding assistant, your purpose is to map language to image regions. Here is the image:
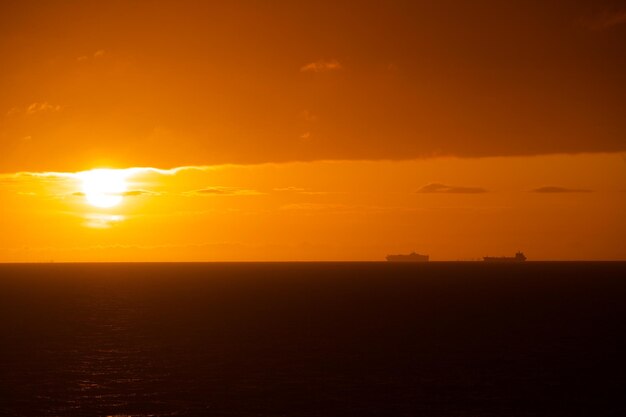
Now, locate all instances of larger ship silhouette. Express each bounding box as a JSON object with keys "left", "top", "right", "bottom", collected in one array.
[
  {"left": 483, "top": 252, "right": 527, "bottom": 262},
  {"left": 386, "top": 252, "right": 429, "bottom": 262}
]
